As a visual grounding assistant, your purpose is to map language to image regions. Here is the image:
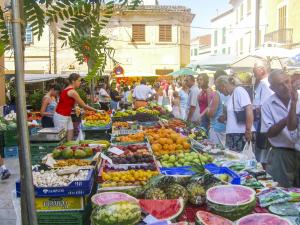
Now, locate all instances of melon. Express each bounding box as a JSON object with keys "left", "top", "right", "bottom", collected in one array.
[
  {"left": 206, "top": 185, "right": 256, "bottom": 220},
  {"left": 236, "top": 213, "right": 292, "bottom": 225},
  {"left": 91, "top": 192, "right": 138, "bottom": 206},
  {"left": 195, "top": 211, "right": 233, "bottom": 225},
  {"left": 91, "top": 192, "right": 141, "bottom": 225},
  {"left": 139, "top": 198, "right": 185, "bottom": 221}
]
